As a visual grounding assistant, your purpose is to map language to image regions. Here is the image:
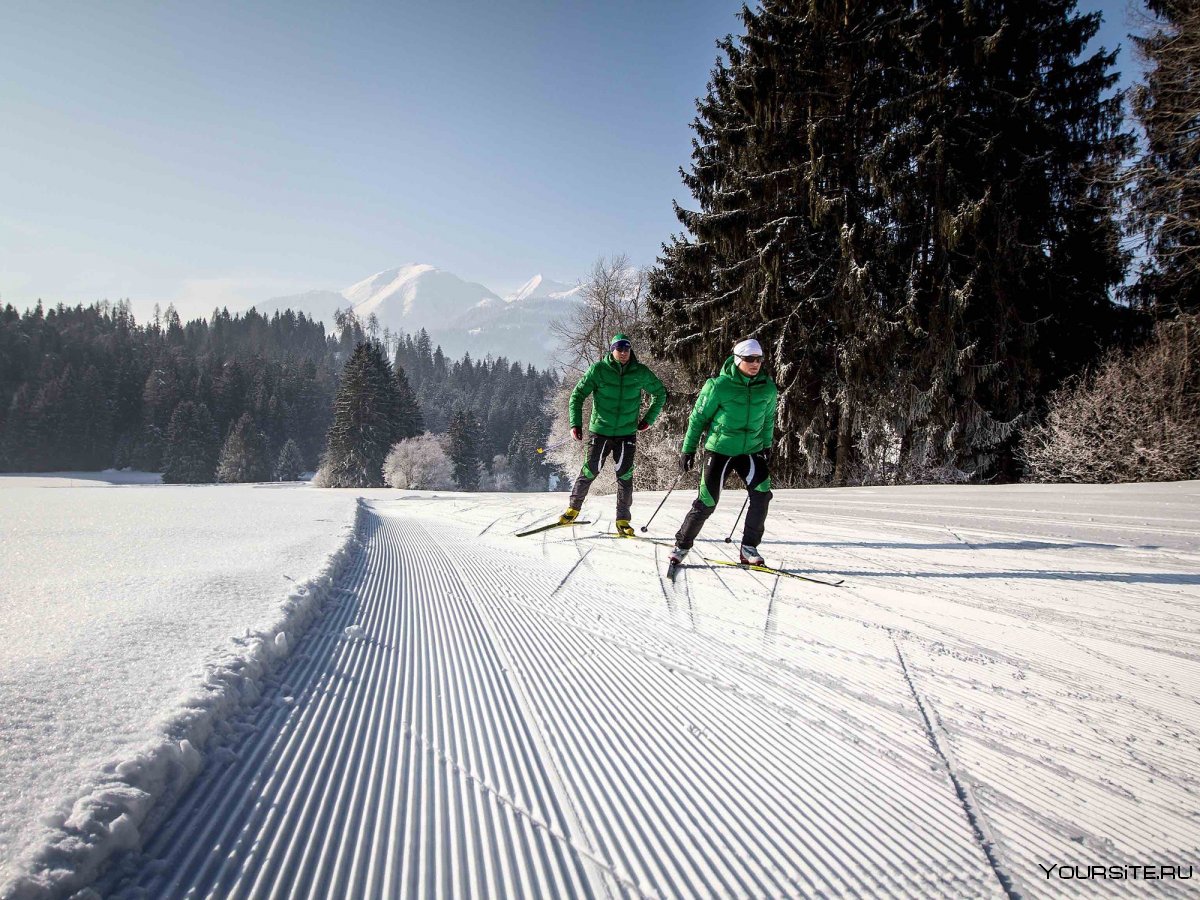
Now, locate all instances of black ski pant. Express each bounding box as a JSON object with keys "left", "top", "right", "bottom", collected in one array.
[
  {"left": 676, "top": 450, "right": 772, "bottom": 549},
  {"left": 569, "top": 434, "right": 636, "bottom": 520}
]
